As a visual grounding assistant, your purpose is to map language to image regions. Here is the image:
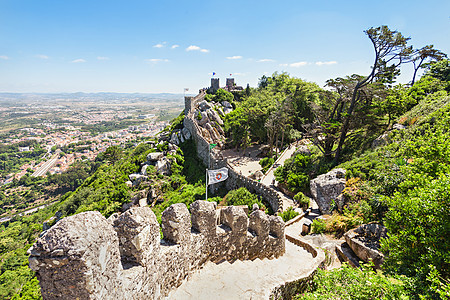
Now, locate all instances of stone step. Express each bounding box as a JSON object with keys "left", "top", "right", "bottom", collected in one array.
[{"left": 335, "top": 242, "right": 361, "bottom": 268}]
